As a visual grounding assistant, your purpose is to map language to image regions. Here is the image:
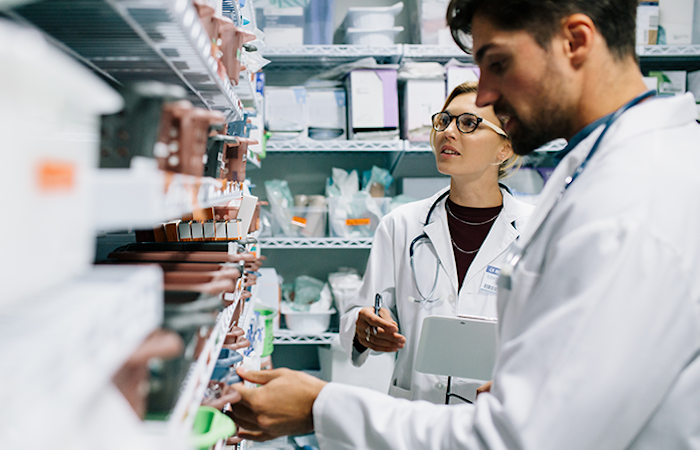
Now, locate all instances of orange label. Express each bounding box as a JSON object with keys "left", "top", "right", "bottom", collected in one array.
[
  {"left": 37, "top": 161, "right": 75, "bottom": 191},
  {"left": 346, "top": 218, "right": 371, "bottom": 227},
  {"left": 291, "top": 216, "right": 307, "bottom": 227}
]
